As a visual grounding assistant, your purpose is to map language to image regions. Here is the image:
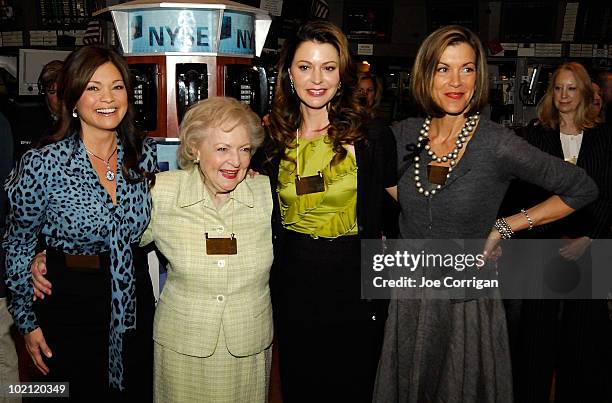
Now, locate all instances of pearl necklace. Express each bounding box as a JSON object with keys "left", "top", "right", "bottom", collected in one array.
[{"left": 413, "top": 113, "right": 479, "bottom": 197}]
